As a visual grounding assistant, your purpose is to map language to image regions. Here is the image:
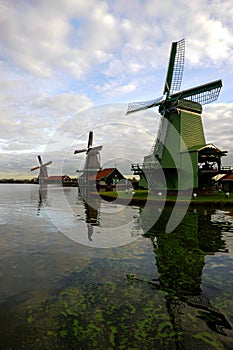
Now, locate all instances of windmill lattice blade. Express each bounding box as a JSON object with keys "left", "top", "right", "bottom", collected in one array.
[
  {"left": 170, "top": 79, "right": 222, "bottom": 105},
  {"left": 126, "top": 96, "right": 164, "bottom": 114},
  {"left": 31, "top": 166, "right": 40, "bottom": 171},
  {"left": 74, "top": 148, "right": 87, "bottom": 154},
  {"left": 88, "top": 131, "right": 93, "bottom": 149},
  {"left": 38, "top": 155, "right": 42, "bottom": 165},
  {"left": 163, "top": 38, "right": 185, "bottom": 96}
]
